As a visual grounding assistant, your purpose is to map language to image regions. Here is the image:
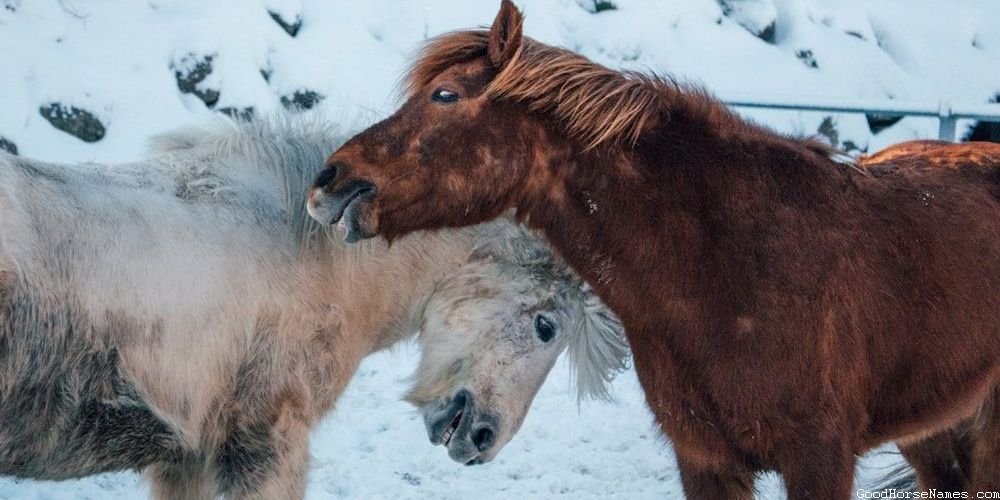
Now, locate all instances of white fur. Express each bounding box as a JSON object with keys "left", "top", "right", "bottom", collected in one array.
[{"left": 0, "top": 115, "right": 629, "bottom": 489}]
